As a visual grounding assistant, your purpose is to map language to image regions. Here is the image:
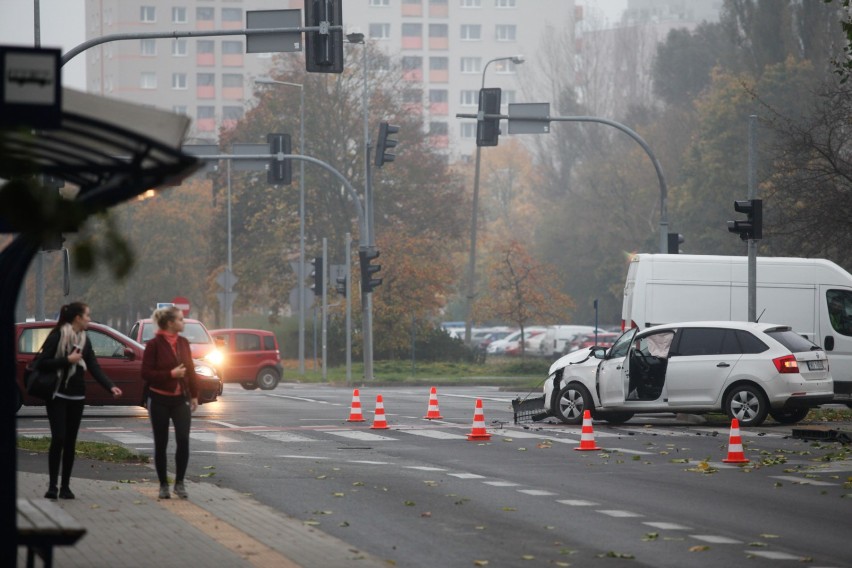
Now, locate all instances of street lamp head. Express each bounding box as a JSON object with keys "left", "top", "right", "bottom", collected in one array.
[
  {"left": 255, "top": 77, "right": 275, "bottom": 85},
  {"left": 511, "top": 55, "right": 525, "bottom": 65},
  {"left": 346, "top": 32, "right": 365, "bottom": 44}
]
